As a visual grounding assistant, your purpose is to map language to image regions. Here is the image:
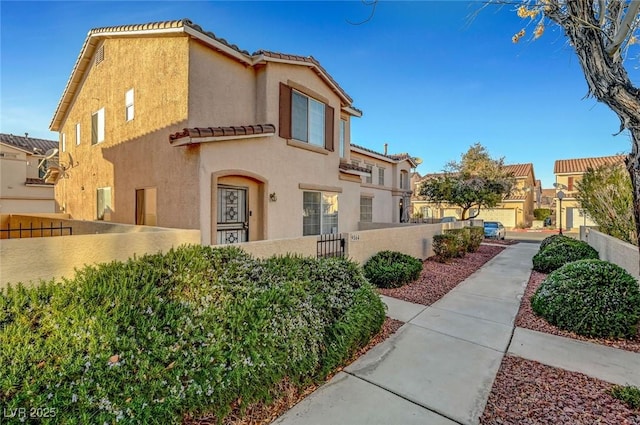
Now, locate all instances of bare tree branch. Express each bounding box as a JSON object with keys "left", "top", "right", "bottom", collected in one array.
[
  {"left": 346, "top": 0, "right": 378, "bottom": 26},
  {"left": 606, "top": 1, "right": 640, "bottom": 56}
]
